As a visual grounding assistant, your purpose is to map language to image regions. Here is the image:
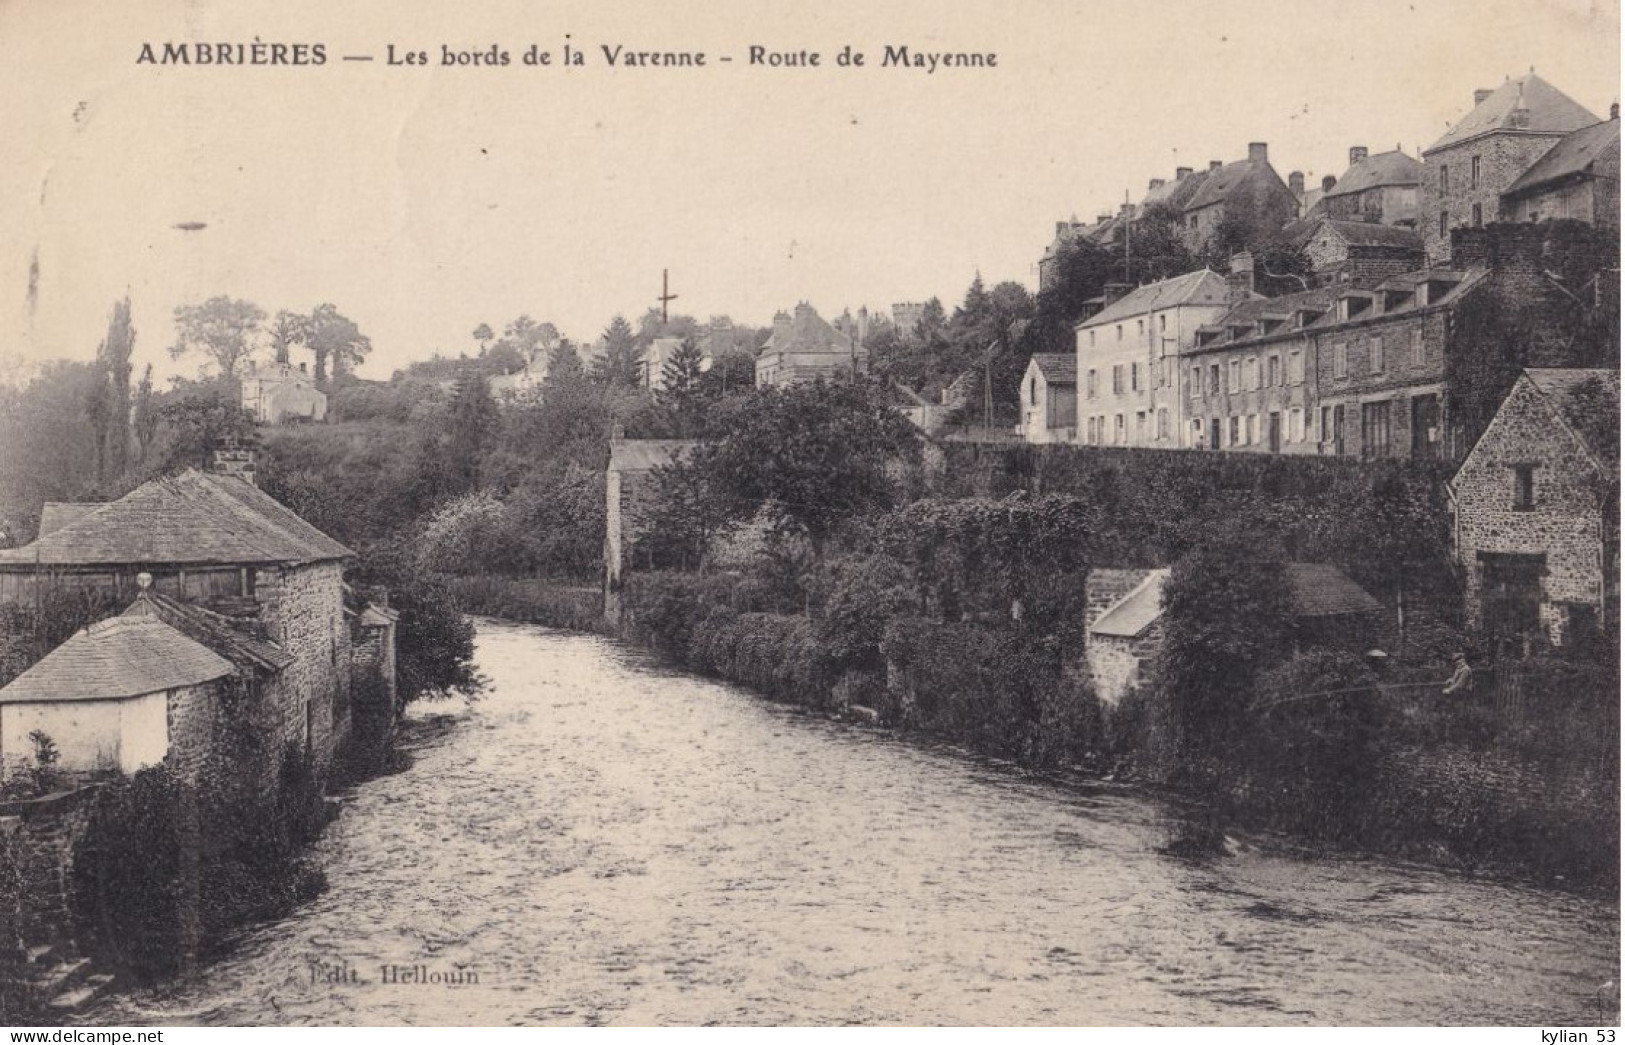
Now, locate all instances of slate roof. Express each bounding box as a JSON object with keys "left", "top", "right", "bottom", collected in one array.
[
  {"left": 1090, "top": 570, "right": 1169, "bottom": 638},
  {"left": 123, "top": 590, "right": 295, "bottom": 673},
  {"left": 0, "top": 471, "right": 351, "bottom": 569},
  {"left": 761, "top": 305, "right": 859, "bottom": 358},
  {"left": 607, "top": 440, "right": 696, "bottom": 473},
  {"left": 1283, "top": 564, "right": 1384, "bottom": 618},
  {"left": 1076, "top": 270, "right": 1231, "bottom": 330},
  {"left": 1029, "top": 353, "right": 1078, "bottom": 385},
  {"left": 38, "top": 503, "right": 103, "bottom": 538},
  {"left": 1141, "top": 169, "right": 1211, "bottom": 212},
  {"left": 1503, "top": 119, "right": 1621, "bottom": 197},
  {"left": 1427, "top": 74, "right": 1600, "bottom": 153},
  {"left": 1323, "top": 150, "right": 1423, "bottom": 198},
  {"left": 1185, "top": 157, "right": 1285, "bottom": 212},
  {"left": 0, "top": 615, "right": 234, "bottom": 704},
  {"left": 359, "top": 604, "right": 400, "bottom": 628},
  {"left": 1322, "top": 220, "right": 1425, "bottom": 250}
]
